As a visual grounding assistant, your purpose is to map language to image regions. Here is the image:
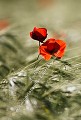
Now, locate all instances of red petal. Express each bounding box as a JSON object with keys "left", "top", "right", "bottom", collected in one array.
[
  {"left": 46, "top": 38, "right": 55, "bottom": 43},
  {"left": 30, "top": 32, "right": 33, "bottom": 37},
  {"left": 36, "top": 28, "right": 47, "bottom": 38},
  {"left": 55, "top": 40, "right": 66, "bottom": 46},
  {"left": 33, "top": 27, "right": 47, "bottom": 36},
  {"left": 54, "top": 40, "right": 66, "bottom": 58},
  {"left": 47, "top": 42, "right": 60, "bottom": 53},
  {"left": 39, "top": 45, "right": 52, "bottom": 60},
  {"left": 33, "top": 27, "right": 37, "bottom": 31}
]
